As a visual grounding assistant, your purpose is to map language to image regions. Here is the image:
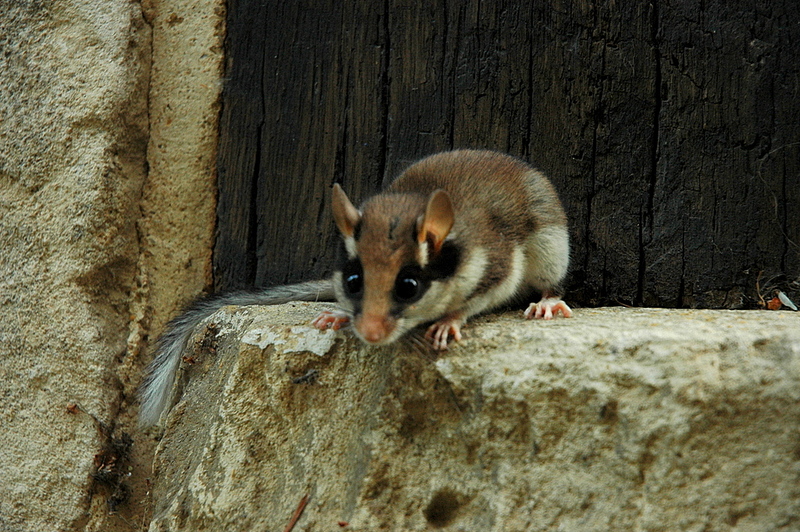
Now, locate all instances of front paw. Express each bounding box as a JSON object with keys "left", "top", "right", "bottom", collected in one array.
[
  {"left": 524, "top": 298, "right": 572, "bottom": 320},
  {"left": 312, "top": 310, "right": 350, "bottom": 330},
  {"left": 424, "top": 316, "right": 464, "bottom": 351}
]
